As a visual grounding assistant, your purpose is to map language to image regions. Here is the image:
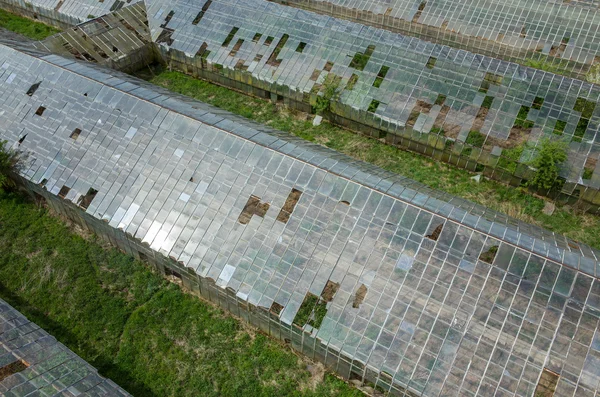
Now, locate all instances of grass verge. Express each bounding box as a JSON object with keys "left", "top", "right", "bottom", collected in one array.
[
  {"left": 0, "top": 192, "right": 360, "bottom": 397},
  {"left": 0, "top": 9, "right": 60, "bottom": 40},
  {"left": 136, "top": 66, "right": 600, "bottom": 249}
]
